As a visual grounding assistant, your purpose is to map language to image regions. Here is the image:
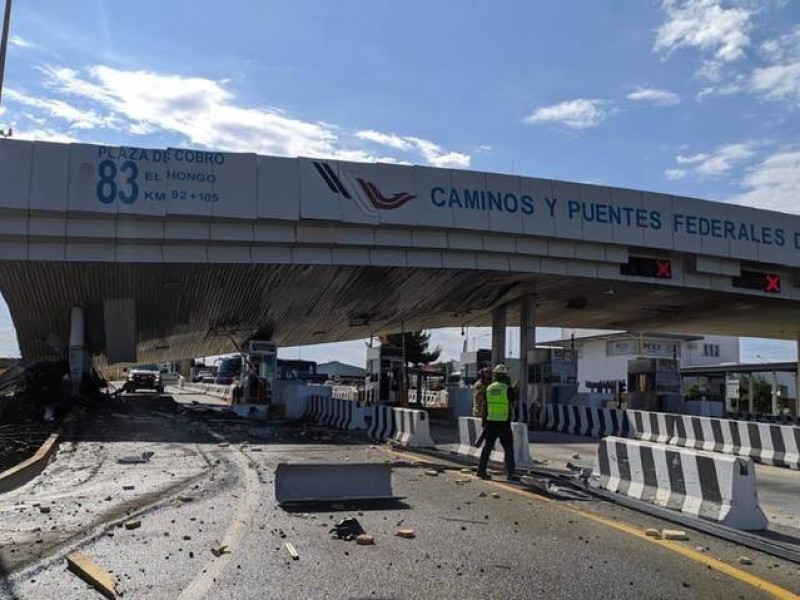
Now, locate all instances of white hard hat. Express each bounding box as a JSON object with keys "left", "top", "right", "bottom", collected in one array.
[{"left": 494, "top": 363, "right": 509, "bottom": 375}]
